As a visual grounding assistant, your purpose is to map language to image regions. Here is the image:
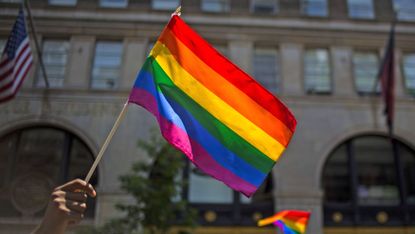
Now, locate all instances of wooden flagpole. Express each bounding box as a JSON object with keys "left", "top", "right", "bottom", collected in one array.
[
  {"left": 23, "top": 0, "right": 49, "bottom": 88},
  {"left": 84, "top": 102, "right": 129, "bottom": 183},
  {"left": 85, "top": 6, "right": 181, "bottom": 184}
]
